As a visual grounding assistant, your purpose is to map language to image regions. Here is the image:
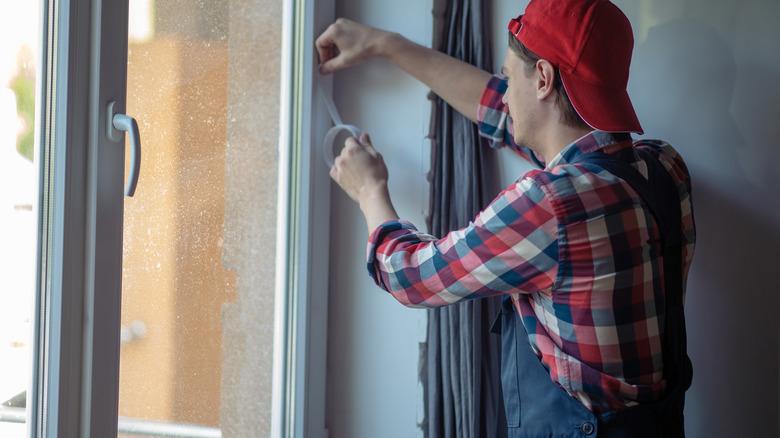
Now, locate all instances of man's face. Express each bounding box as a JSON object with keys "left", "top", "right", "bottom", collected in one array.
[{"left": 501, "top": 49, "right": 538, "bottom": 148}]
